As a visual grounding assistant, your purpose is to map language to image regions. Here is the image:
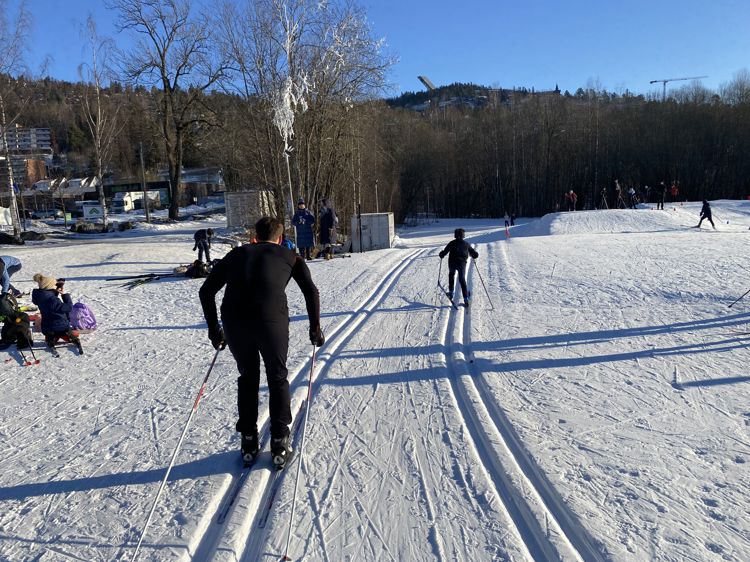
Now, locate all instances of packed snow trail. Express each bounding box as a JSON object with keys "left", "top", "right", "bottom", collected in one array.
[
  {"left": 1, "top": 203, "right": 749, "bottom": 561},
  {"left": 244, "top": 247, "right": 533, "bottom": 561}
]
